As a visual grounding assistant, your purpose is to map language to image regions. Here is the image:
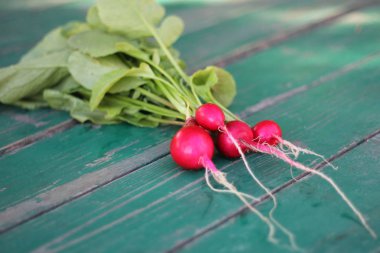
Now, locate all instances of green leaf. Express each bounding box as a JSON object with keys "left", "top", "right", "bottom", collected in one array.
[
  {"left": 89, "top": 62, "right": 157, "bottom": 109},
  {"left": 21, "top": 28, "right": 68, "bottom": 62},
  {"left": 0, "top": 66, "right": 68, "bottom": 104},
  {"left": 210, "top": 67, "right": 237, "bottom": 107},
  {"left": 68, "top": 52, "right": 127, "bottom": 90},
  {"left": 116, "top": 42, "right": 150, "bottom": 61},
  {"left": 68, "top": 30, "right": 126, "bottom": 57},
  {"left": 191, "top": 66, "right": 236, "bottom": 107},
  {"left": 43, "top": 89, "right": 120, "bottom": 124},
  {"left": 191, "top": 66, "right": 218, "bottom": 99},
  {"left": 19, "top": 49, "right": 71, "bottom": 68},
  {"left": 96, "top": 0, "right": 165, "bottom": 38},
  {"left": 0, "top": 49, "right": 70, "bottom": 103},
  {"left": 53, "top": 76, "right": 81, "bottom": 93},
  {"left": 86, "top": 6, "right": 109, "bottom": 31},
  {"left": 90, "top": 69, "right": 129, "bottom": 109},
  {"left": 123, "top": 62, "right": 156, "bottom": 79},
  {"left": 61, "top": 22, "right": 91, "bottom": 38},
  {"left": 157, "top": 16, "right": 184, "bottom": 46},
  {"left": 12, "top": 94, "right": 48, "bottom": 110},
  {"left": 109, "top": 77, "right": 146, "bottom": 93},
  {"left": 118, "top": 114, "right": 159, "bottom": 128}
]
